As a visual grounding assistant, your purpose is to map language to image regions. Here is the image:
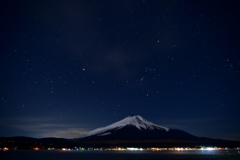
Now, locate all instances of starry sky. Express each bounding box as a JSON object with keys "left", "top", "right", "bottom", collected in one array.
[{"left": 1, "top": 0, "right": 240, "bottom": 140}]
